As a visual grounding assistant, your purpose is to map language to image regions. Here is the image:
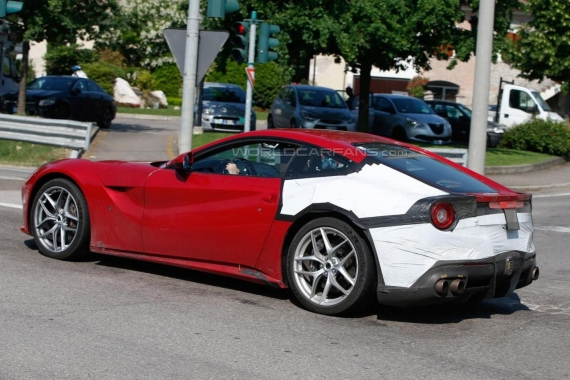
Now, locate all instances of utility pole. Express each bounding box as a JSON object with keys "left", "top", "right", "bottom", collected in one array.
[
  {"left": 179, "top": 0, "right": 200, "bottom": 153},
  {"left": 244, "top": 11, "right": 257, "bottom": 133},
  {"left": 467, "top": 0, "right": 495, "bottom": 174}
]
